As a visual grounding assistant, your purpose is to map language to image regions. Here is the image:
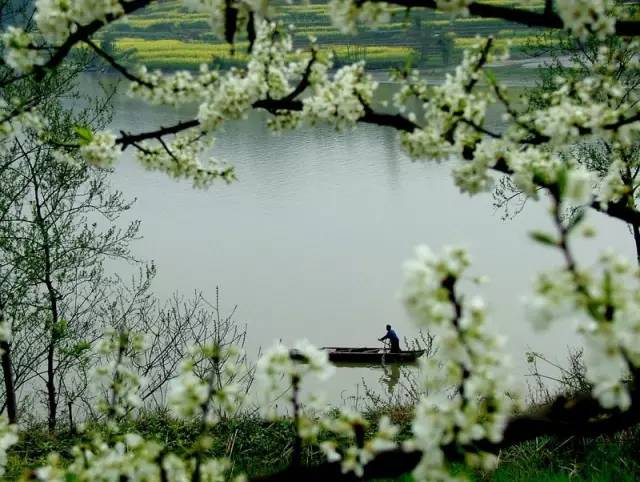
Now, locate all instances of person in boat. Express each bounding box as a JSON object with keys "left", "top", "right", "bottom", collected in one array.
[{"left": 379, "top": 324, "right": 401, "bottom": 353}]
